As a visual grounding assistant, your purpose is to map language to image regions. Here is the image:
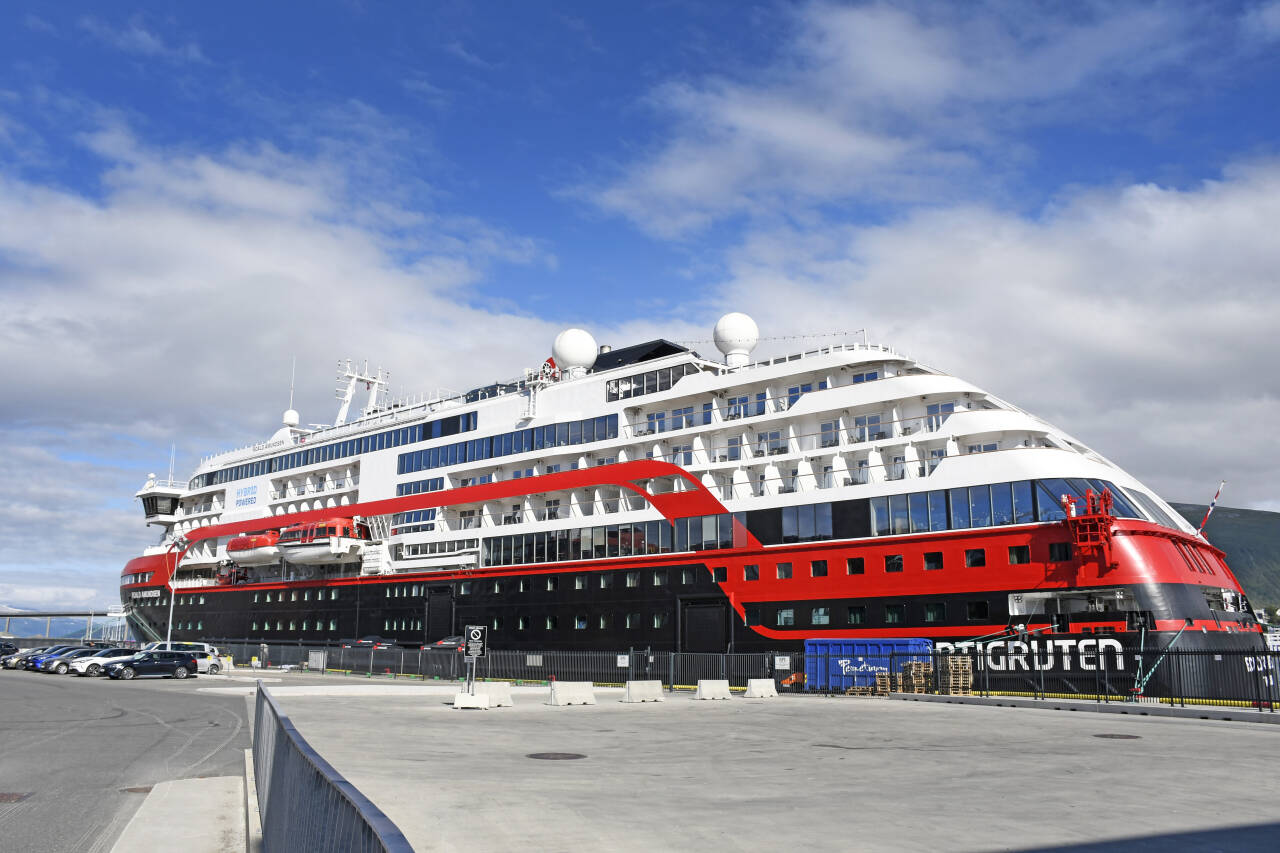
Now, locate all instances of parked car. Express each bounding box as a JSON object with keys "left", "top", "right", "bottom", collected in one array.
[
  {"left": 141, "top": 641, "right": 221, "bottom": 656},
  {"left": 0, "top": 642, "right": 17, "bottom": 657},
  {"left": 3, "top": 646, "right": 55, "bottom": 669},
  {"left": 39, "top": 648, "right": 100, "bottom": 674},
  {"left": 106, "top": 651, "right": 199, "bottom": 680},
  {"left": 189, "top": 651, "right": 225, "bottom": 675},
  {"left": 342, "top": 636, "right": 395, "bottom": 650},
  {"left": 70, "top": 647, "right": 140, "bottom": 677},
  {"left": 23, "top": 646, "right": 82, "bottom": 671},
  {"left": 422, "top": 635, "right": 464, "bottom": 652}
]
